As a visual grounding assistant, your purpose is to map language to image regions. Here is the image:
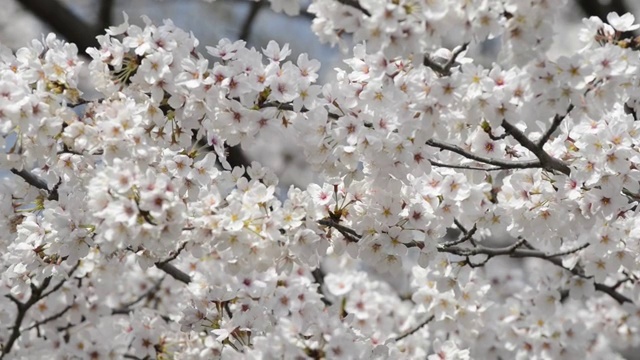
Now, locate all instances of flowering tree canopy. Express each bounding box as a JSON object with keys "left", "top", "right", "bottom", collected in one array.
[{"left": 2, "top": 0, "right": 640, "bottom": 358}]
